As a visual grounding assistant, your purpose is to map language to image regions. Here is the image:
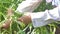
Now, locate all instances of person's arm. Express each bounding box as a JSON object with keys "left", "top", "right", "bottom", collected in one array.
[
  {"left": 16, "top": 0, "right": 42, "bottom": 13},
  {"left": 18, "top": 5, "right": 60, "bottom": 27}
]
